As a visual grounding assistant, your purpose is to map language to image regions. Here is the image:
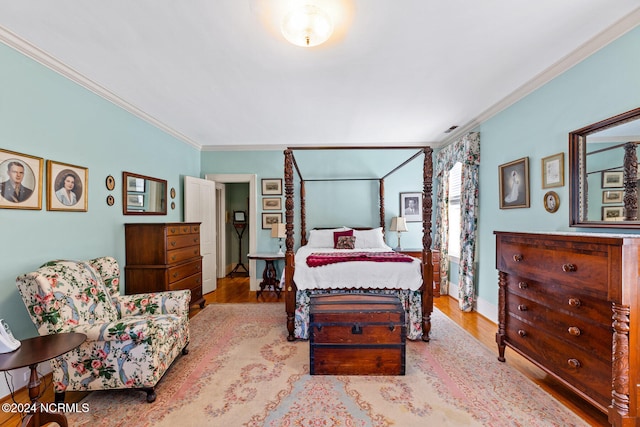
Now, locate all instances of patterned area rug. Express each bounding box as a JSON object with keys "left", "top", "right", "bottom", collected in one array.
[{"left": 67, "top": 303, "right": 588, "bottom": 426}]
